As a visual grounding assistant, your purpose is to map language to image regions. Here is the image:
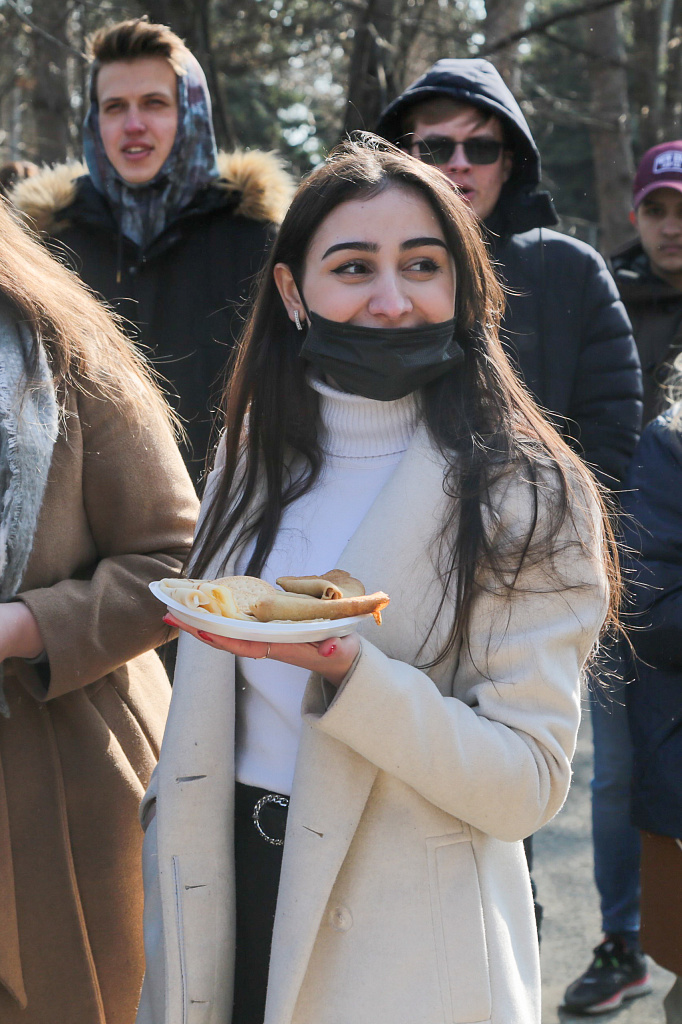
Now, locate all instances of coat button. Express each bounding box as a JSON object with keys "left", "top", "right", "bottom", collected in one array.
[{"left": 329, "top": 905, "right": 353, "bottom": 932}]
